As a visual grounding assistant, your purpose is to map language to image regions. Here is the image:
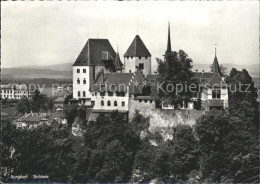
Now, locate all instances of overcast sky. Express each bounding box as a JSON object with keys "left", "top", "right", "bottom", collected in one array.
[{"left": 2, "top": 1, "right": 259, "bottom": 69}]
